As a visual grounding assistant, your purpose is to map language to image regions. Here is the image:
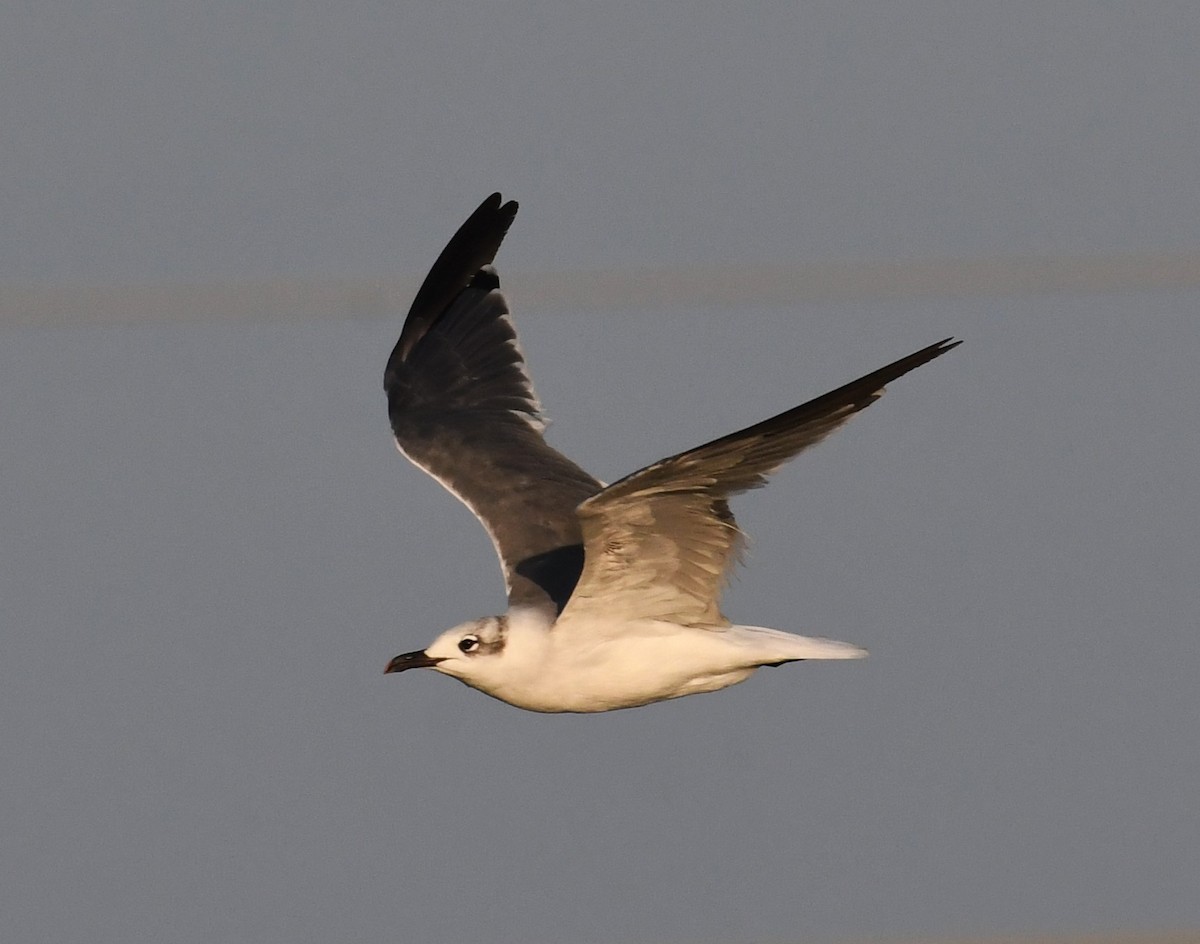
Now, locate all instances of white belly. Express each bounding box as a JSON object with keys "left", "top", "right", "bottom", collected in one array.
[
  {"left": 460, "top": 614, "right": 864, "bottom": 713},
  {"left": 481, "top": 621, "right": 763, "bottom": 713}
]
